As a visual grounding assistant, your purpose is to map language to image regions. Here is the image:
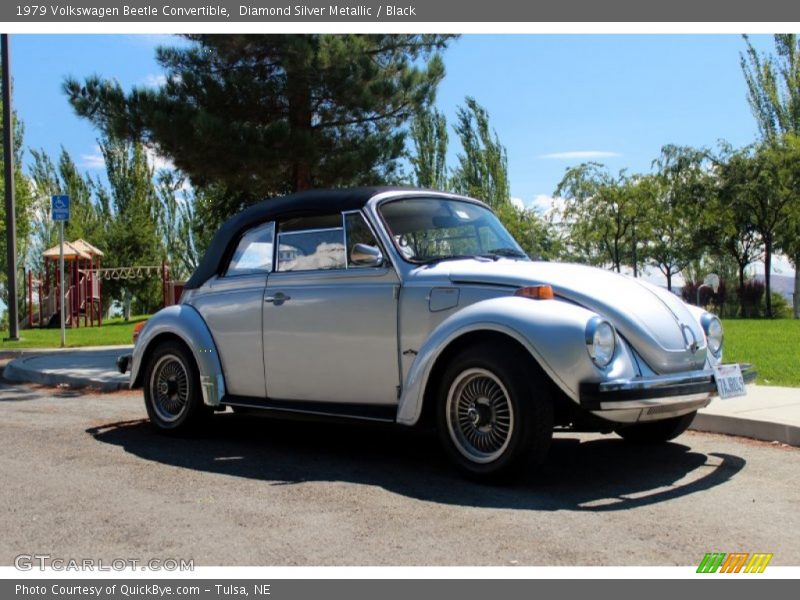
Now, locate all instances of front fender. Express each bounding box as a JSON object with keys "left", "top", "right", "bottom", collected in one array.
[
  {"left": 130, "top": 304, "right": 226, "bottom": 407},
  {"left": 396, "top": 296, "right": 638, "bottom": 426}
]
